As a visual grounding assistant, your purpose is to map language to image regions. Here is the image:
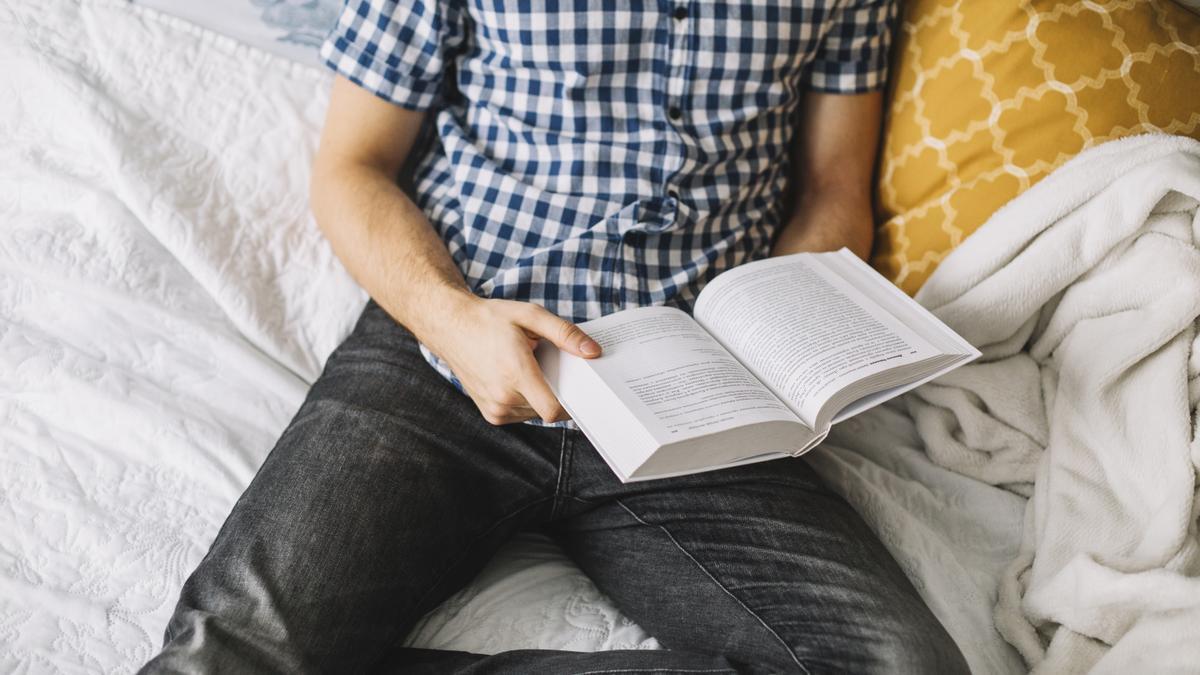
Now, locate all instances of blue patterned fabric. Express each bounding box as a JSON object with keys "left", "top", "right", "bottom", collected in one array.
[
  {"left": 249, "top": 0, "right": 341, "bottom": 49},
  {"left": 134, "top": 0, "right": 342, "bottom": 63},
  {"left": 321, "top": 0, "right": 897, "bottom": 408}
]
